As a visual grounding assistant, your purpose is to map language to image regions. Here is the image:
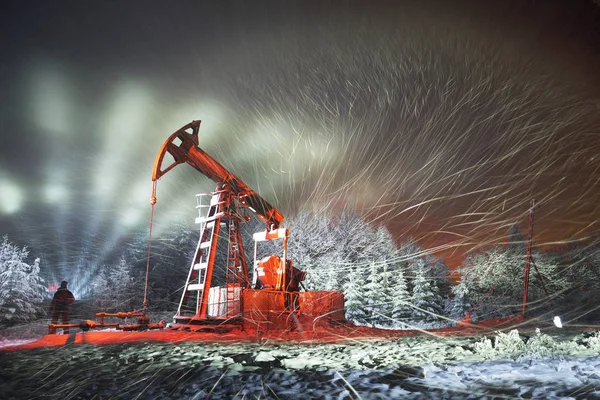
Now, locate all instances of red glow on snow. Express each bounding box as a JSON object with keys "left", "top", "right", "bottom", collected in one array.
[{"left": 2, "top": 316, "right": 526, "bottom": 352}]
